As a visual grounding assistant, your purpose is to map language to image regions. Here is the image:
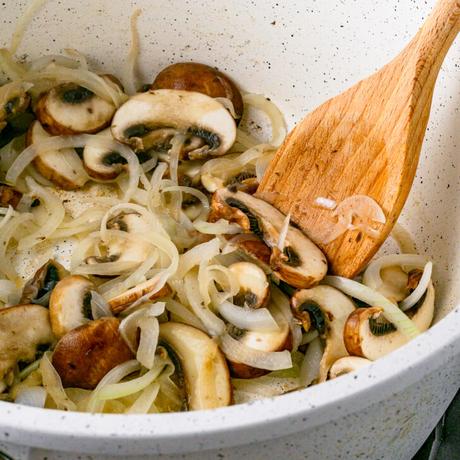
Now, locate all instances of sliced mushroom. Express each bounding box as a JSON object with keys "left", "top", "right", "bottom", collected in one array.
[
  {"left": 202, "top": 171, "right": 259, "bottom": 194},
  {"left": 225, "top": 233, "right": 272, "bottom": 267},
  {"left": 0, "top": 304, "right": 54, "bottom": 384},
  {"left": 52, "top": 317, "right": 134, "bottom": 389},
  {"left": 229, "top": 261, "right": 270, "bottom": 309},
  {"left": 20, "top": 259, "right": 69, "bottom": 306},
  {"left": 328, "top": 356, "right": 372, "bottom": 379},
  {"left": 227, "top": 302, "right": 291, "bottom": 378},
  {"left": 343, "top": 282, "right": 435, "bottom": 361},
  {"left": 35, "top": 78, "right": 119, "bottom": 135},
  {"left": 291, "top": 285, "right": 355, "bottom": 382},
  {"left": 26, "top": 120, "right": 89, "bottom": 190},
  {"left": 0, "top": 184, "right": 22, "bottom": 209},
  {"left": 111, "top": 89, "right": 236, "bottom": 160},
  {"left": 151, "top": 62, "right": 244, "bottom": 120},
  {"left": 210, "top": 189, "right": 328, "bottom": 288},
  {"left": 49, "top": 275, "right": 95, "bottom": 338},
  {"left": 159, "top": 322, "right": 232, "bottom": 410},
  {"left": 82, "top": 128, "right": 127, "bottom": 180}
]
